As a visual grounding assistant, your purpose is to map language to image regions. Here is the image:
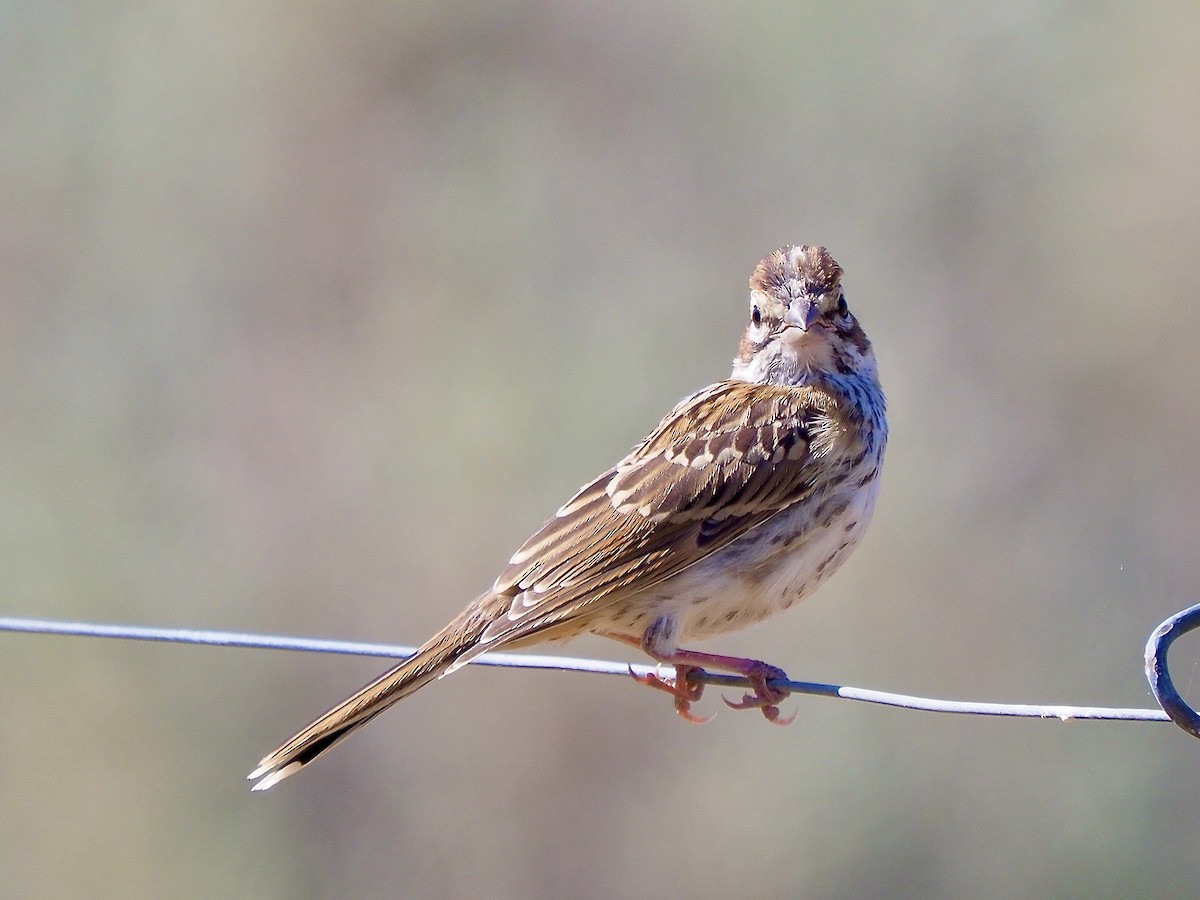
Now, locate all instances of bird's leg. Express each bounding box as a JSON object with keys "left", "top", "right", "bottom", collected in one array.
[
  {"left": 608, "top": 633, "right": 711, "bottom": 722},
  {"left": 608, "top": 621, "right": 796, "bottom": 725},
  {"left": 662, "top": 648, "right": 795, "bottom": 726}
]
